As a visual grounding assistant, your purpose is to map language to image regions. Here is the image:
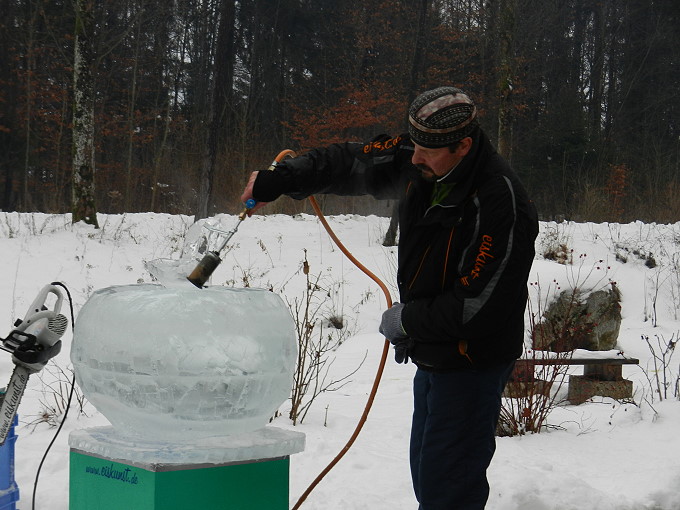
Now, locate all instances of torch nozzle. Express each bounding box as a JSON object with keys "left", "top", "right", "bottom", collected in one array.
[{"left": 186, "top": 251, "right": 222, "bottom": 288}]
